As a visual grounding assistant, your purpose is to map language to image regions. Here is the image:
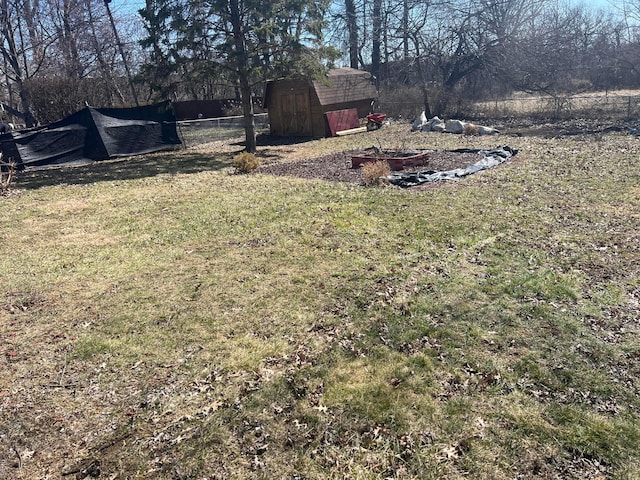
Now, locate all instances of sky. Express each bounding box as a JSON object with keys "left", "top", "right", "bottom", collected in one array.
[
  {"left": 108, "top": 0, "right": 144, "bottom": 20},
  {"left": 577, "top": 0, "right": 619, "bottom": 10},
  {"left": 109, "top": 0, "right": 628, "bottom": 27},
  {"left": 580, "top": 0, "right": 611, "bottom": 6},
  {"left": 111, "top": 0, "right": 621, "bottom": 16}
]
